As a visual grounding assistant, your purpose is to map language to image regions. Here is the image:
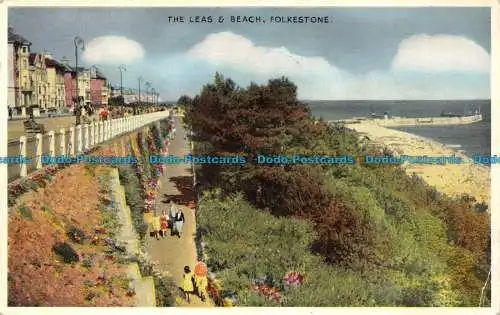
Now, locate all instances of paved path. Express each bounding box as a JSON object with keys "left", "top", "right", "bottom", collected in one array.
[
  {"left": 8, "top": 115, "right": 76, "bottom": 141},
  {"left": 145, "top": 117, "right": 211, "bottom": 307}
]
